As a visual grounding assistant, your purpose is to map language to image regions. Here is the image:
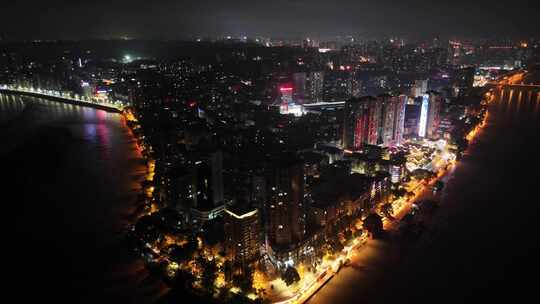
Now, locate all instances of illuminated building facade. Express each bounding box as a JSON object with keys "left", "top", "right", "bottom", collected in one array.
[
  {"left": 390, "top": 164, "right": 404, "bottom": 183},
  {"left": 369, "top": 172, "right": 391, "bottom": 204},
  {"left": 266, "top": 230, "right": 324, "bottom": 270},
  {"left": 411, "top": 79, "right": 428, "bottom": 97},
  {"left": 404, "top": 103, "right": 421, "bottom": 137},
  {"left": 342, "top": 96, "right": 380, "bottom": 151},
  {"left": 418, "top": 92, "right": 442, "bottom": 139},
  {"left": 378, "top": 94, "right": 406, "bottom": 147},
  {"left": 368, "top": 98, "right": 382, "bottom": 145},
  {"left": 307, "top": 71, "right": 324, "bottom": 103},
  {"left": 323, "top": 70, "right": 360, "bottom": 102},
  {"left": 224, "top": 205, "right": 261, "bottom": 264},
  {"left": 426, "top": 92, "right": 442, "bottom": 139},
  {"left": 418, "top": 94, "right": 429, "bottom": 137},
  {"left": 280, "top": 85, "right": 293, "bottom": 105},
  {"left": 344, "top": 94, "right": 405, "bottom": 150},
  {"left": 279, "top": 84, "right": 304, "bottom": 116}
]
